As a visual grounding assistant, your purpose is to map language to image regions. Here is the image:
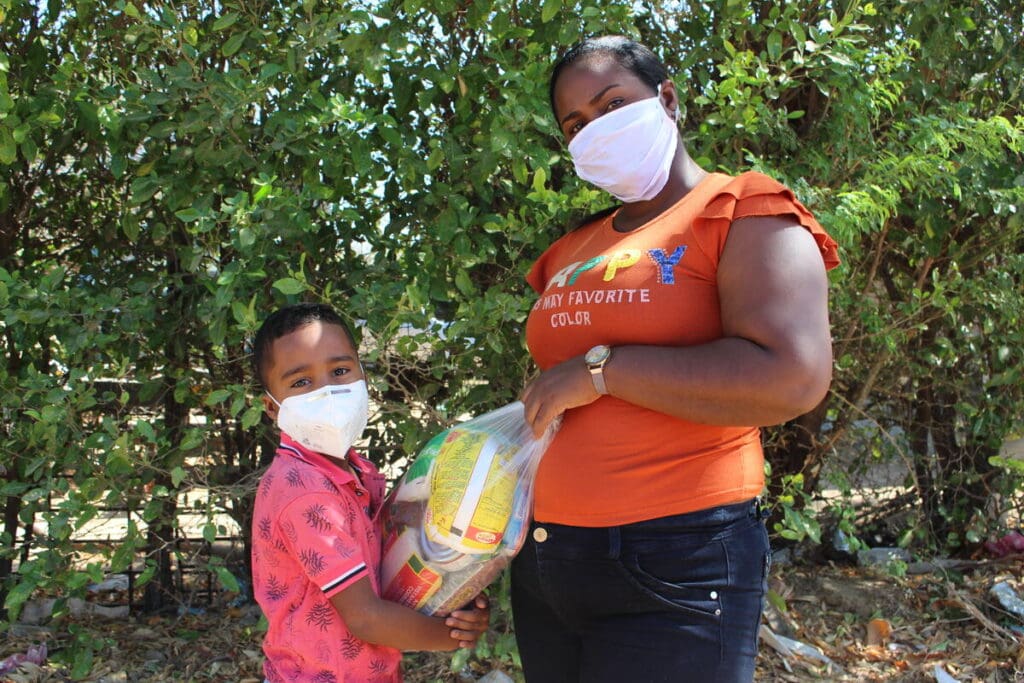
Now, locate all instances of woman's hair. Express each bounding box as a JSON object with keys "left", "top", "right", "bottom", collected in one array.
[
  {"left": 549, "top": 37, "right": 671, "bottom": 230},
  {"left": 548, "top": 35, "right": 669, "bottom": 118}
]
